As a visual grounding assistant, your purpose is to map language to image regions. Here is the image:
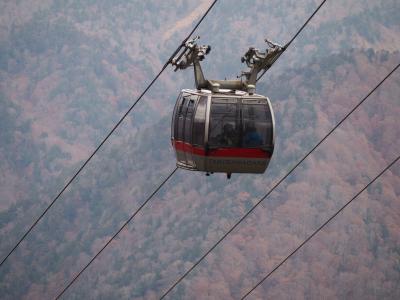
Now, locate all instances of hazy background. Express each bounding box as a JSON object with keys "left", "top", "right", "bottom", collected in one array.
[{"left": 0, "top": 0, "right": 399, "bottom": 299}]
